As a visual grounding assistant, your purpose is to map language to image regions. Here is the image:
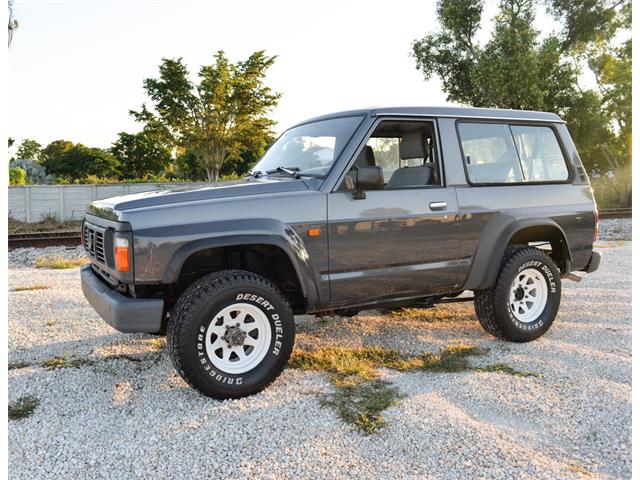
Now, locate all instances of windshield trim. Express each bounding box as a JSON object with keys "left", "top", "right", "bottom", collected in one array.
[{"left": 251, "top": 114, "right": 367, "bottom": 180}]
